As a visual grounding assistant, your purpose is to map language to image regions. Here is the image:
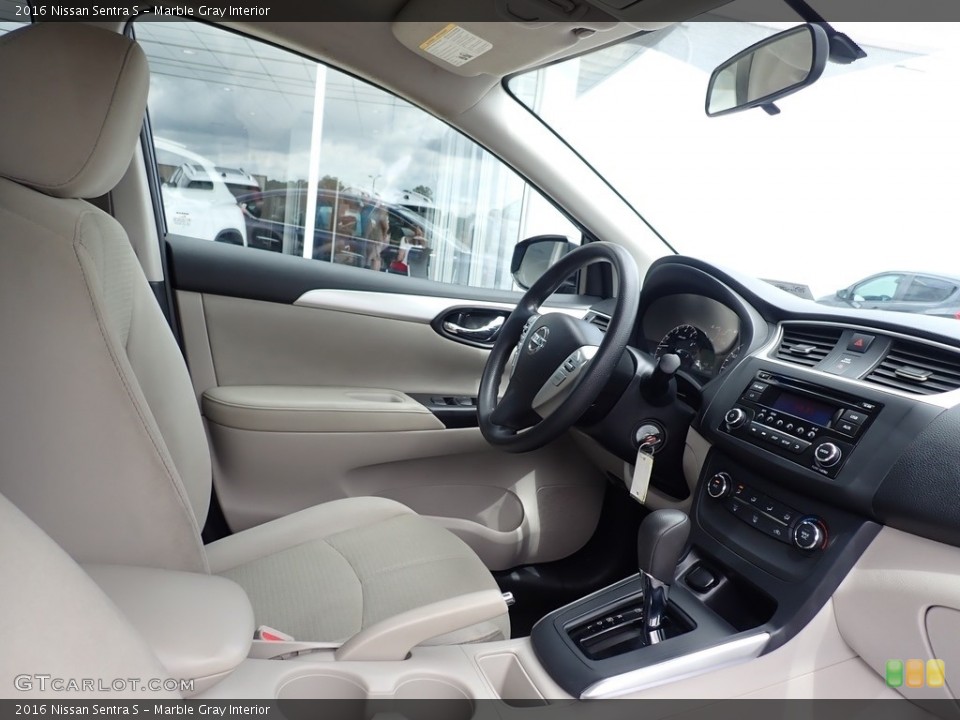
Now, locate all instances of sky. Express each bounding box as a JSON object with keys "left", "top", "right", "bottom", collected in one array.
[{"left": 524, "top": 19, "right": 960, "bottom": 300}]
